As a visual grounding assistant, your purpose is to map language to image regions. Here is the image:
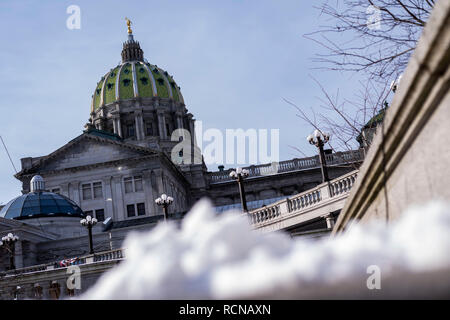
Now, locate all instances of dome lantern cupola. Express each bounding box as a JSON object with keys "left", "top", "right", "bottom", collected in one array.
[
  {"left": 30, "top": 175, "right": 45, "bottom": 193},
  {"left": 121, "top": 18, "right": 144, "bottom": 63}
]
